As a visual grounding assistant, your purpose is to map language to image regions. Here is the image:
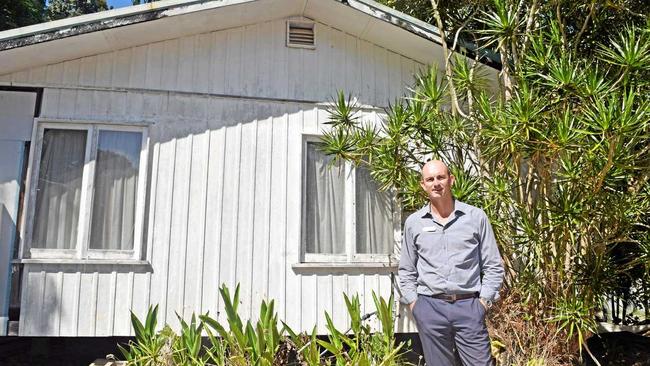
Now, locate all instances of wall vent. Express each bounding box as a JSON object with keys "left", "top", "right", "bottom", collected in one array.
[{"left": 287, "top": 21, "right": 315, "bottom": 49}]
